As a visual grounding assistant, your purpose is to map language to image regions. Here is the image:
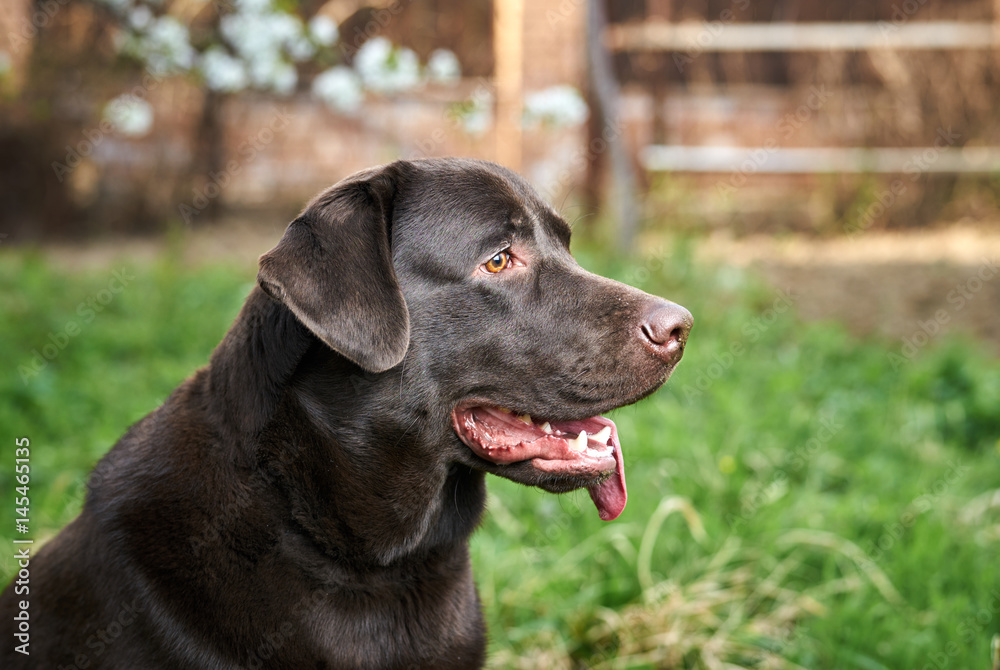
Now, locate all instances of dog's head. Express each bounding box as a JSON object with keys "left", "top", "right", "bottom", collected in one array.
[{"left": 258, "top": 158, "right": 691, "bottom": 521}]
